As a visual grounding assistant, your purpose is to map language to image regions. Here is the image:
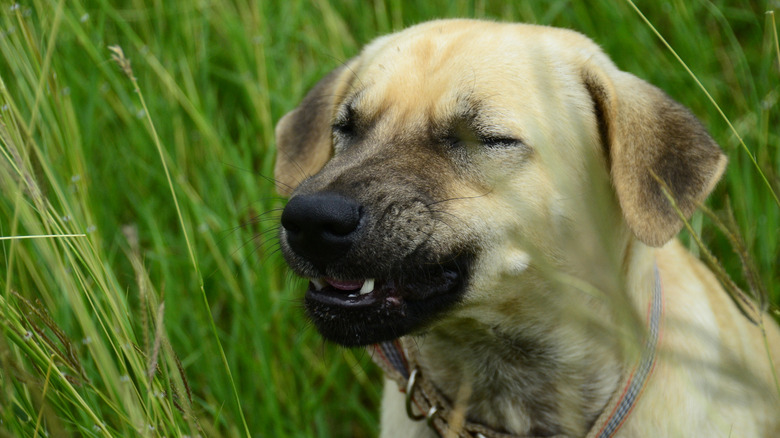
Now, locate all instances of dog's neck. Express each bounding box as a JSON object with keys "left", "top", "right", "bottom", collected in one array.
[{"left": 412, "top": 240, "right": 658, "bottom": 437}]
